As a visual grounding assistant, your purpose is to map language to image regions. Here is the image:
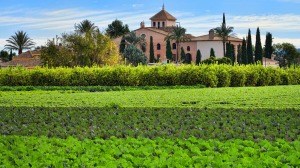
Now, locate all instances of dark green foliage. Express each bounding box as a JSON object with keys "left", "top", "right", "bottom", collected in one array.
[
  {"left": 225, "top": 42, "right": 234, "bottom": 63},
  {"left": 237, "top": 44, "right": 242, "bottom": 64},
  {"left": 106, "top": 19, "right": 130, "bottom": 38},
  {"left": 119, "top": 36, "right": 126, "bottom": 54},
  {"left": 255, "top": 27, "right": 263, "bottom": 64},
  {"left": 196, "top": 49, "right": 202, "bottom": 65},
  {"left": 274, "top": 43, "right": 299, "bottom": 68},
  {"left": 0, "top": 50, "right": 10, "bottom": 62},
  {"left": 180, "top": 47, "right": 186, "bottom": 63},
  {"left": 0, "top": 106, "right": 299, "bottom": 141},
  {"left": 166, "top": 39, "right": 172, "bottom": 62},
  {"left": 265, "top": 32, "right": 273, "bottom": 59},
  {"left": 242, "top": 38, "right": 247, "bottom": 64},
  {"left": 149, "top": 36, "right": 154, "bottom": 63},
  {"left": 210, "top": 48, "right": 215, "bottom": 57},
  {"left": 247, "top": 29, "right": 254, "bottom": 64},
  {"left": 123, "top": 44, "right": 147, "bottom": 66}
]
